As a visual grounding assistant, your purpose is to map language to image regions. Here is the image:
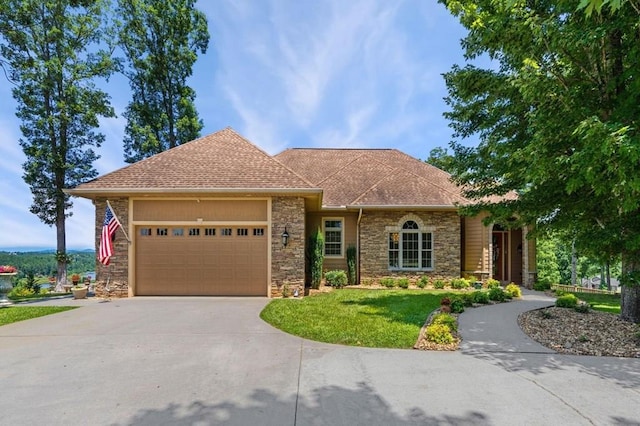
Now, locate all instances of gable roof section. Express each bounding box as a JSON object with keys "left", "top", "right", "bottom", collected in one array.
[
  {"left": 69, "top": 128, "right": 318, "bottom": 196},
  {"left": 275, "top": 148, "right": 470, "bottom": 208}
]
